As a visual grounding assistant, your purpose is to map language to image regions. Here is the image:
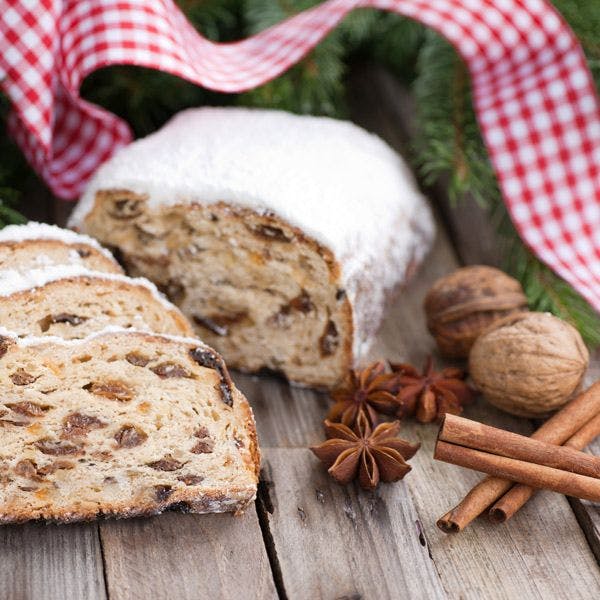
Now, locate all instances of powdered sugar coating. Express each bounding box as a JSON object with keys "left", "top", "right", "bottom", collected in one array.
[
  {"left": 0, "top": 264, "right": 175, "bottom": 312},
  {"left": 70, "top": 108, "right": 435, "bottom": 358},
  {"left": 0, "top": 324, "right": 211, "bottom": 351},
  {"left": 0, "top": 221, "right": 116, "bottom": 262}
]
